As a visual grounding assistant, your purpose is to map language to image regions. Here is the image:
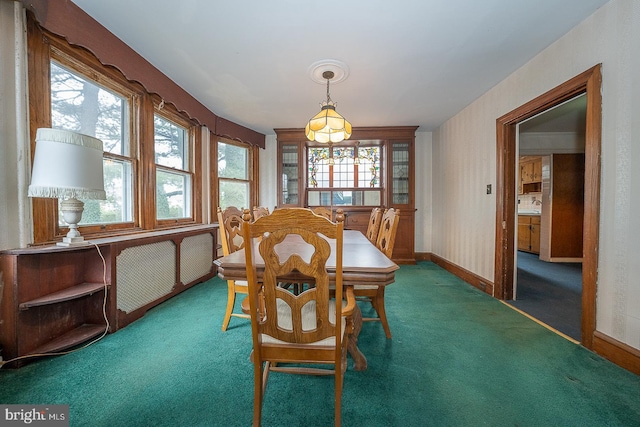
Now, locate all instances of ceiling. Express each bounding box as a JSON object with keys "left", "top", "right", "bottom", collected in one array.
[
  {"left": 520, "top": 94, "right": 587, "bottom": 134},
  {"left": 70, "top": 0, "right": 609, "bottom": 136}
]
